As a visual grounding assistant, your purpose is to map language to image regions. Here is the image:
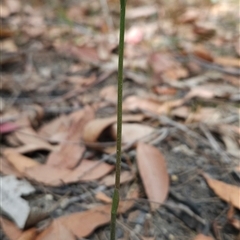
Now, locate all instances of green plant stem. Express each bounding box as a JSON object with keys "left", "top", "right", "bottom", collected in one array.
[{"left": 110, "top": 0, "right": 126, "bottom": 239}]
